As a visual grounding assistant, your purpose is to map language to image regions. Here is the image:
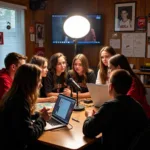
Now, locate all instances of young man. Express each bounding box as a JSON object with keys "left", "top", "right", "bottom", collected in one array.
[
  {"left": 0, "top": 52, "right": 27, "bottom": 100},
  {"left": 83, "top": 69, "right": 148, "bottom": 150}
]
